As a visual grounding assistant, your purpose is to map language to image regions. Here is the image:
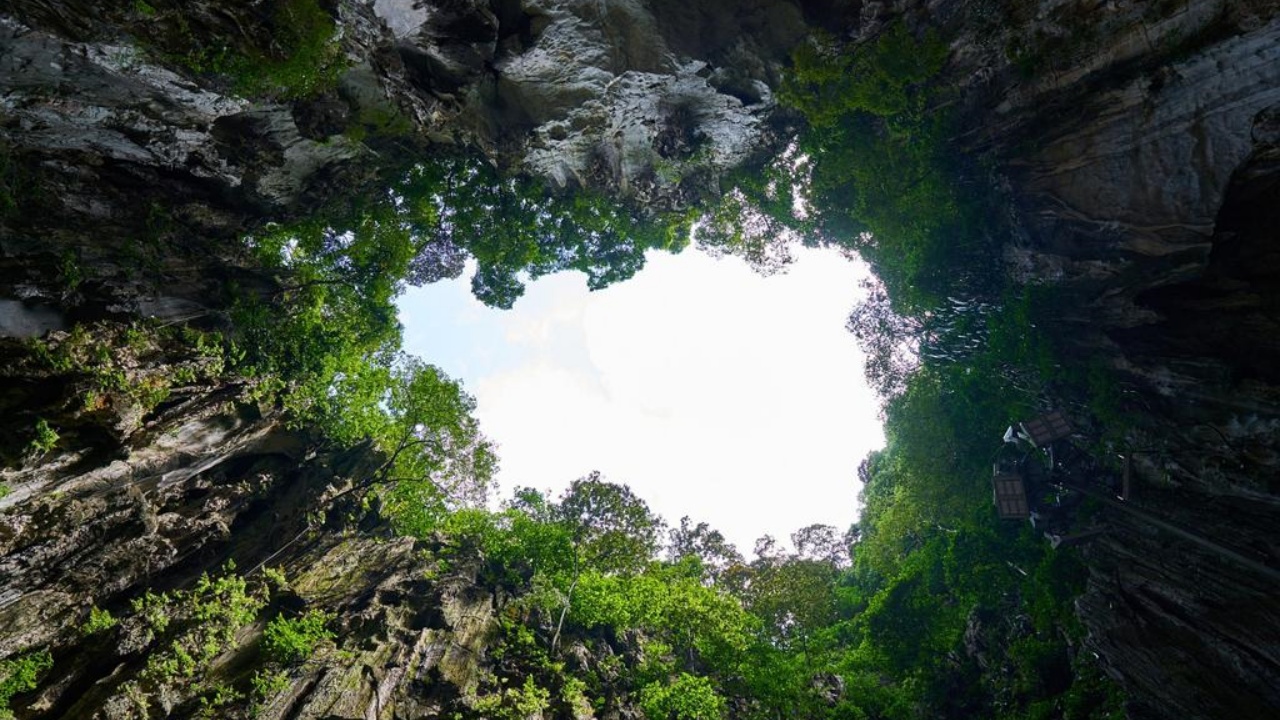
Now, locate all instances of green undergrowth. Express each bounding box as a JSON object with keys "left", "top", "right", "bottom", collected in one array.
[
  {"left": 262, "top": 610, "right": 334, "bottom": 665},
  {"left": 694, "top": 18, "right": 1130, "bottom": 719},
  {"left": 99, "top": 563, "right": 334, "bottom": 717},
  {"left": 0, "top": 650, "right": 53, "bottom": 719},
  {"left": 27, "top": 419, "right": 60, "bottom": 455},
  {"left": 131, "top": 0, "right": 346, "bottom": 99},
  {"left": 81, "top": 606, "right": 120, "bottom": 636}
]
